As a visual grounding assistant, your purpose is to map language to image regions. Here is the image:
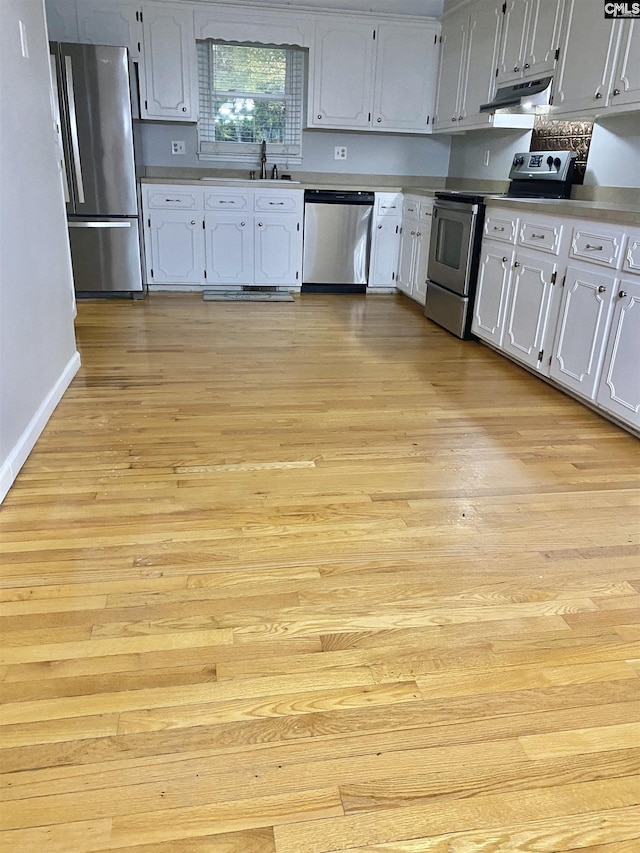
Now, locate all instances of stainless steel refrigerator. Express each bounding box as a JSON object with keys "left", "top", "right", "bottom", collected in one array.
[{"left": 49, "top": 43, "right": 143, "bottom": 295}]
